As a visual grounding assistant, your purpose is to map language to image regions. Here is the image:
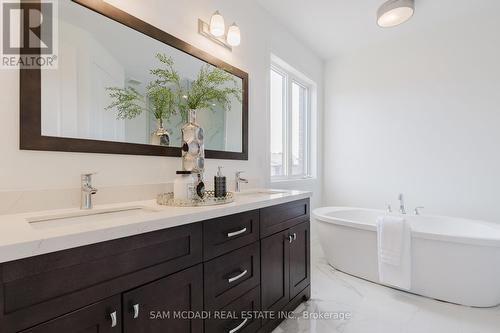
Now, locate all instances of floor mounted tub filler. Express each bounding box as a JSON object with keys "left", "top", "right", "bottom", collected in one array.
[{"left": 313, "top": 207, "right": 500, "bottom": 307}]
